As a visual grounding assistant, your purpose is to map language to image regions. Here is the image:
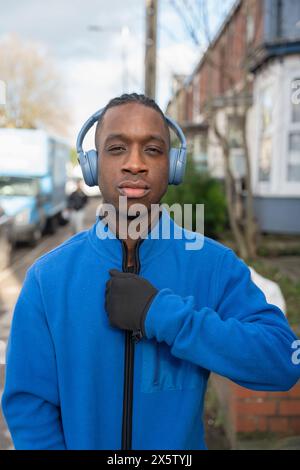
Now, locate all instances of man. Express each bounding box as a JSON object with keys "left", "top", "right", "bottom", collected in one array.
[
  {"left": 67, "top": 179, "right": 88, "bottom": 234},
  {"left": 2, "top": 93, "right": 299, "bottom": 450}
]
